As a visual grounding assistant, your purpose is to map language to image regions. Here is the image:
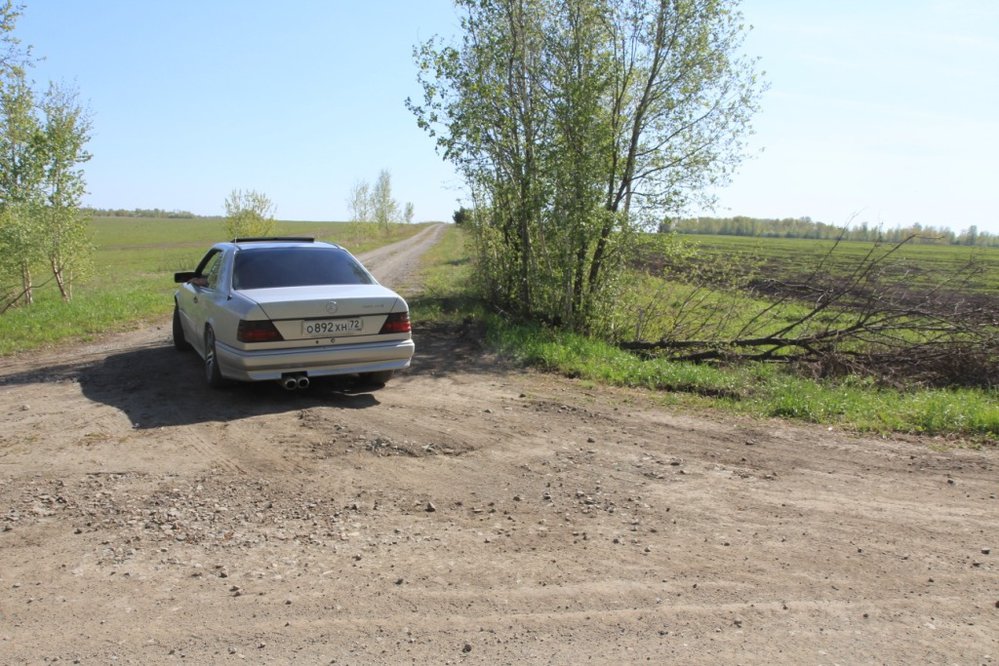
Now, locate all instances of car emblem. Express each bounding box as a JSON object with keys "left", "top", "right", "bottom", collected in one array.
[{"left": 326, "top": 300, "right": 338, "bottom": 314}]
